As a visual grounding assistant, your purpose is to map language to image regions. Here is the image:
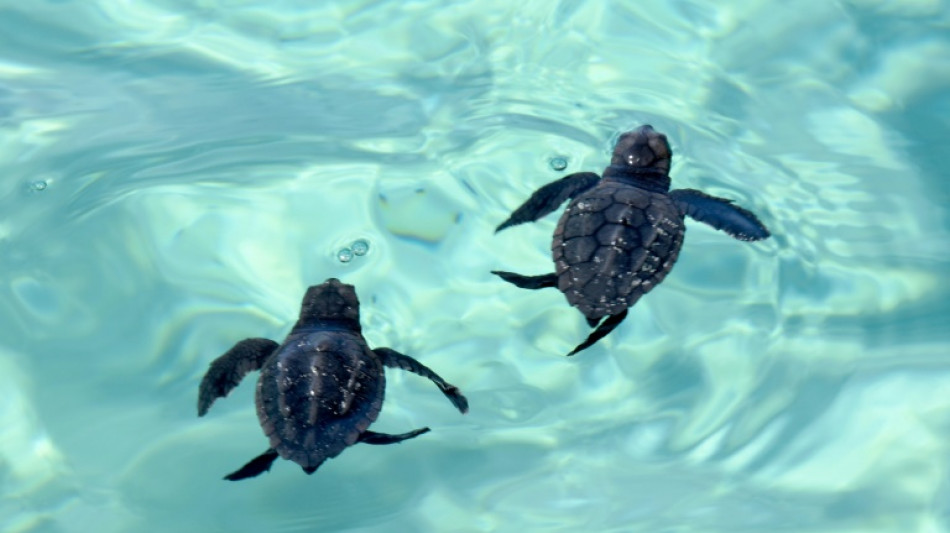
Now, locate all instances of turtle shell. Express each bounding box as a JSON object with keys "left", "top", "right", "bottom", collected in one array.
[
  {"left": 255, "top": 329, "right": 384, "bottom": 471},
  {"left": 552, "top": 181, "right": 686, "bottom": 320}
]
